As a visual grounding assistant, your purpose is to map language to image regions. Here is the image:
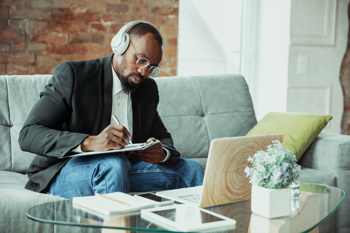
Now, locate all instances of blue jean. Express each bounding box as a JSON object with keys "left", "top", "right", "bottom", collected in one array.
[{"left": 48, "top": 153, "right": 204, "bottom": 198}]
